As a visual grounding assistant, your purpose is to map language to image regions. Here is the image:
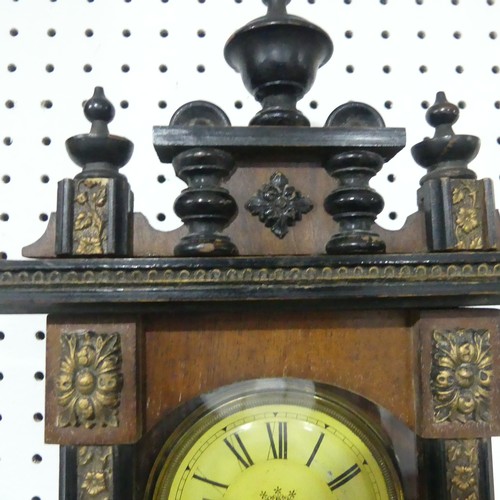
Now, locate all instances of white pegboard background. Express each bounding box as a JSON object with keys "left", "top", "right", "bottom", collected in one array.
[{"left": 0, "top": 0, "right": 499, "bottom": 498}]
